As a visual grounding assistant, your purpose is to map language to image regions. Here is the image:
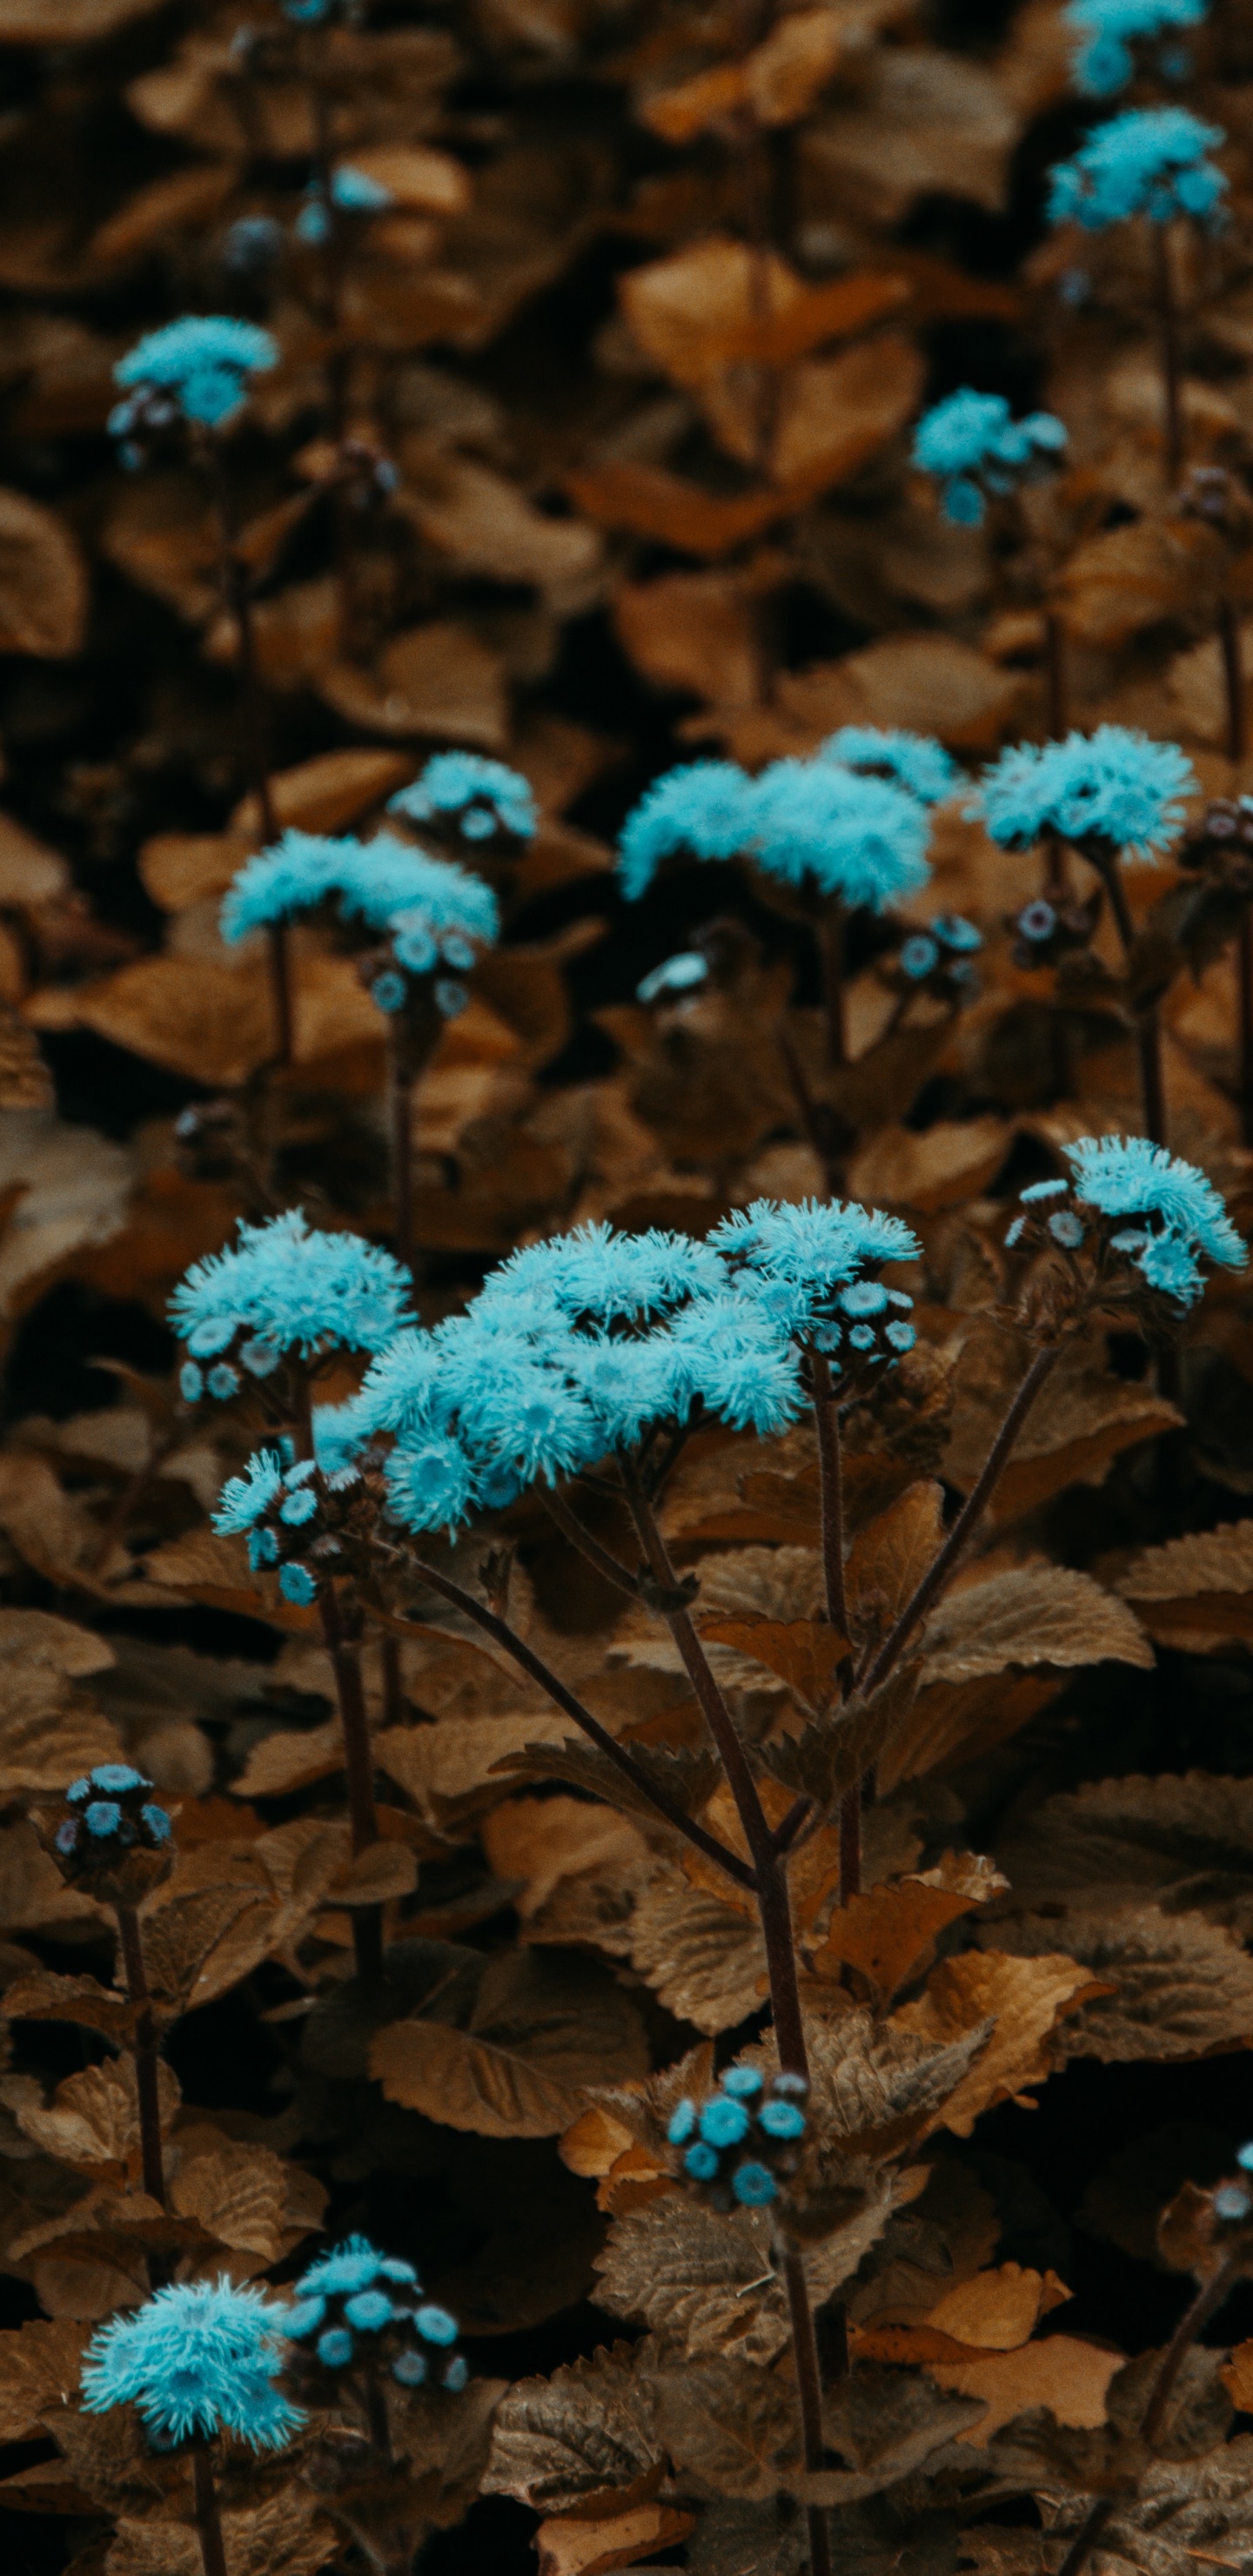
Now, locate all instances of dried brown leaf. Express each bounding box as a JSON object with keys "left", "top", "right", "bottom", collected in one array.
[
  {"left": 371, "top": 1953, "right": 648, "bottom": 2137},
  {"left": 893, "top": 1951, "right": 1114, "bottom": 2137},
  {"left": 483, "top": 2342, "right": 663, "bottom": 2512}
]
